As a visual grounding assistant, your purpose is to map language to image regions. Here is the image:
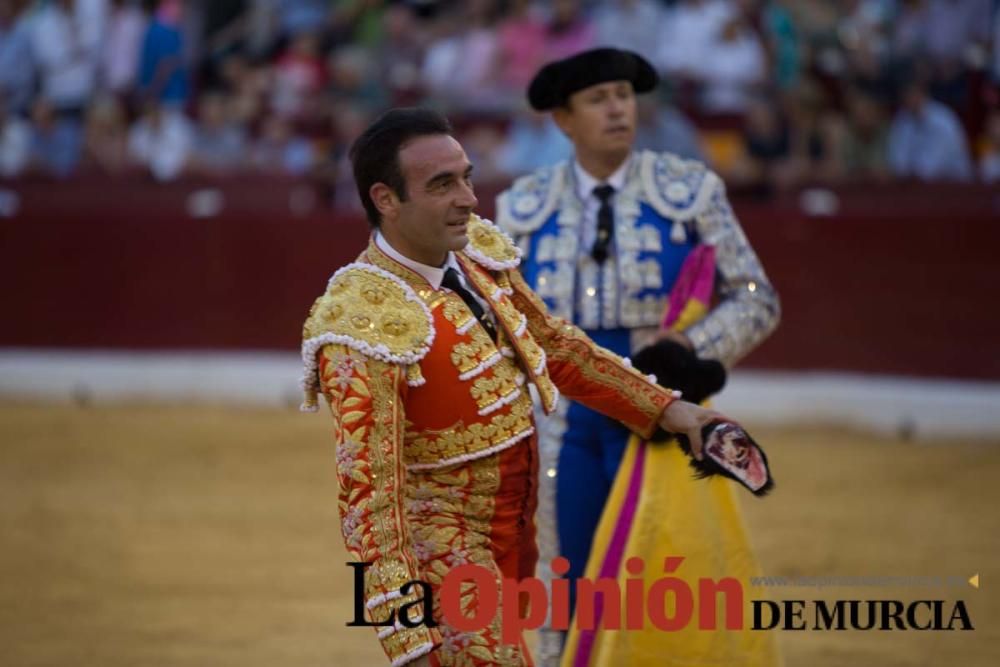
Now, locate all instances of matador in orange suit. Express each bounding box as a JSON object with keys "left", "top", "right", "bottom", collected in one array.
[{"left": 300, "top": 108, "right": 721, "bottom": 667}]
